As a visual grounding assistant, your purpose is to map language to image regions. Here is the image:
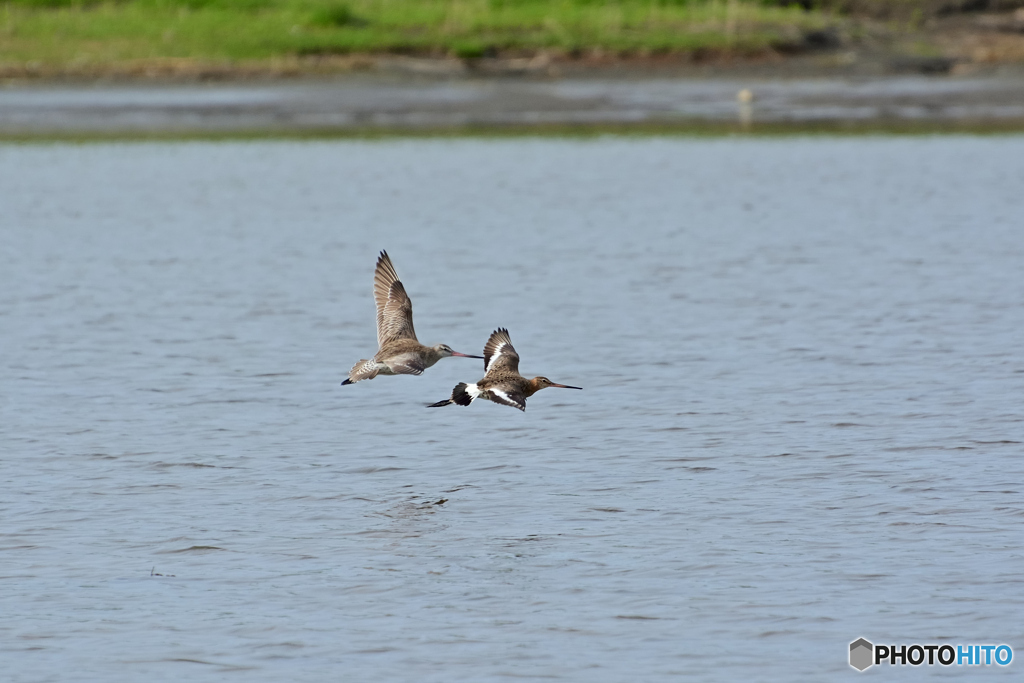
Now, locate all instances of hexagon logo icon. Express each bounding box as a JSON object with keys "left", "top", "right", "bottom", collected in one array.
[{"left": 850, "top": 638, "right": 874, "bottom": 671}]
